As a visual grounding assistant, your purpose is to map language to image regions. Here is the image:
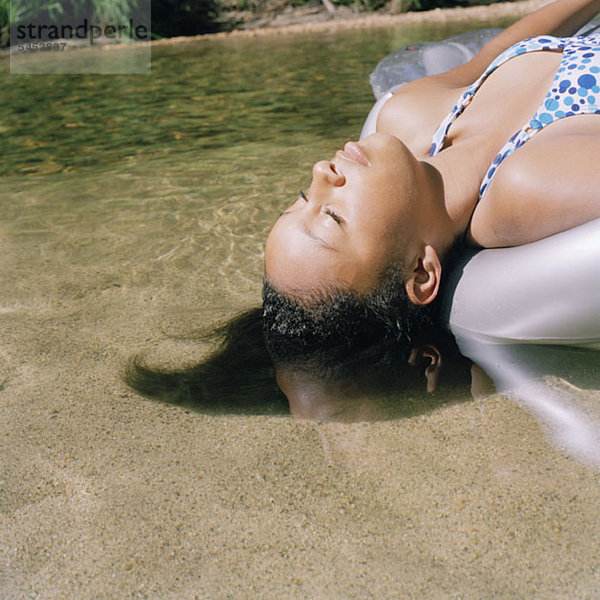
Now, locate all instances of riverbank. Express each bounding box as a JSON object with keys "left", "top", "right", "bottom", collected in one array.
[
  {"left": 0, "top": 0, "right": 548, "bottom": 55},
  {"left": 153, "top": 0, "right": 548, "bottom": 43}
]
